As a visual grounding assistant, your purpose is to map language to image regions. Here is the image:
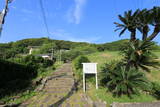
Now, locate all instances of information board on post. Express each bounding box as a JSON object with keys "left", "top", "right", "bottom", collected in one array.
[
  {"left": 82, "top": 63, "right": 98, "bottom": 92},
  {"left": 82, "top": 63, "right": 97, "bottom": 74}
]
